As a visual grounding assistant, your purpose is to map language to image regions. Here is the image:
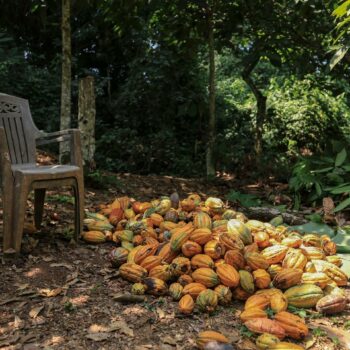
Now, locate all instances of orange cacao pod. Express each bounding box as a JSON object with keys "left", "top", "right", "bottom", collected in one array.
[
  {"left": 182, "top": 282, "right": 207, "bottom": 298},
  {"left": 181, "top": 240, "right": 202, "bottom": 257},
  {"left": 253, "top": 269, "right": 271, "bottom": 289},
  {"left": 192, "top": 268, "right": 220, "bottom": 288},
  {"left": 232, "top": 286, "right": 252, "bottom": 301},
  {"left": 261, "top": 245, "right": 289, "bottom": 264},
  {"left": 216, "top": 264, "right": 240, "bottom": 288},
  {"left": 178, "top": 274, "right": 193, "bottom": 286},
  {"left": 316, "top": 294, "right": 347, "bottom": 314},
  {"left": 171, "top": 256, "right": 191, "bottom": 276},
  {"left": 179, "top": 294, "right": 194, "bottom": 314},
  {"left": 119, "top": 263, "right": 147, "bottom": 283},
  {"left": 143, "top": 277, "right": 167, "bottom": 295},
  {"left": 149, "top": 264, "right": 173, "bottom": 281},
  {"left": 140, "top": 255, "right": 163, "bottom": 272},
  {"left": 244, "top": 318, "right": 285, "bottom": 339},
  {"left": 157, "top": 242, "right": 178, "bottom": 263},
  {"left": 240, "top": 308, "right": 267, "bottom": 322},
  {"left": 204, "top": 240, "right": 224, "bottom": 259},
  {"left": 191, "top": 254, "right": 215, "bottom": 269},
  {"left": 224, "top": 249, "right": 246, "bottom": 270},
  {"left": 196, "top": 331, "right": 229, "bottom": 350},
  {"left": 274, "top": 311, "right": 308, "bottom": 339},
  {"left": 220, "top": 232, "right": 244, "bottom": 251},
  {"left": 193, "top": 211, "right": 212, "bottom": 229},
  {"left": 214, "top": 284, "right": 232, "bottom": 305},
  {"left": 133, "top": 244, "right": 157, "bottom": 265},
  {"left": 273, "top": 268, "right": 303, "bottom": 289},
  {"left": 190, "top": 228, "right": 212, "bottom": 245},
  {"left": 270, "top": 293, "right": 288, "bottom": 313},
  {"left": 245, "top": 252, "right": 269, "bottom": 270},
  {"left": 244, "top": 294, "right": 270, "bottom": 310}
]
